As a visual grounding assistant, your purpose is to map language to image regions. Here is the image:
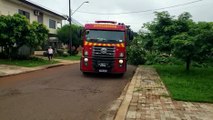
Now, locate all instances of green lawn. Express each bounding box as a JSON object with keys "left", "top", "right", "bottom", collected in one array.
[
  {"left": 55, "top": 55, "right": 81, "bottom": 61},
  {"left": 153, "top": 65, "right": 213, "bottom": 103},
  {"left": 0, "top": 58, "right": 58, "bottom": 67}
]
